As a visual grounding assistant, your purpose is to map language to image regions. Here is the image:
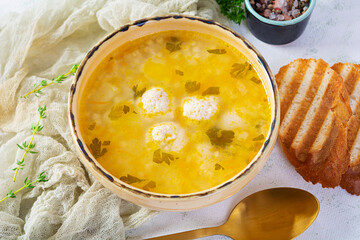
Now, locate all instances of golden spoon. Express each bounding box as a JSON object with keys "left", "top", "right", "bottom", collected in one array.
[{"left": 146, "top": 187, "right": 319, "bottom": 240}]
